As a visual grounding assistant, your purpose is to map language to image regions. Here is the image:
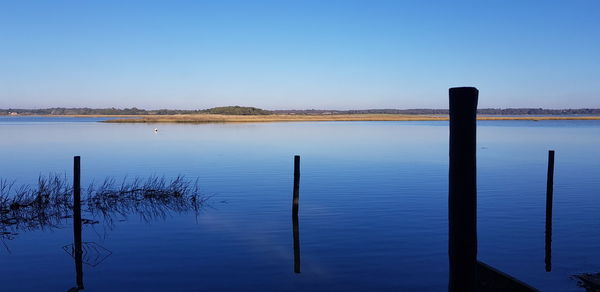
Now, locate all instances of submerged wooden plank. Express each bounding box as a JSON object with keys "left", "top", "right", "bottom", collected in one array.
[{"left": 477, "top": 261, "right": 539, "bottom": 292}]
